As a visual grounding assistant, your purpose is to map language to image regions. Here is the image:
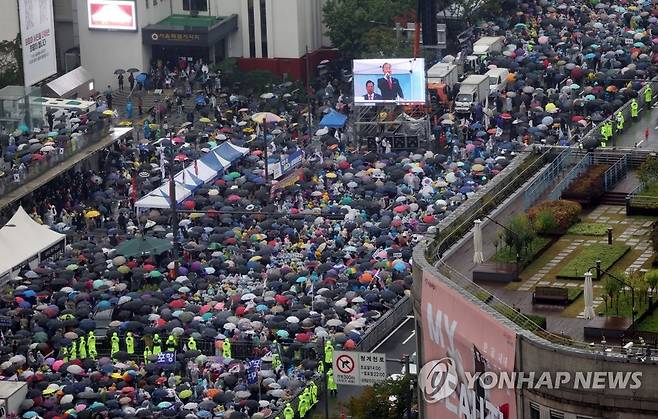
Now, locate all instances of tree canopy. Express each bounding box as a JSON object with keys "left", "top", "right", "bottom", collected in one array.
[{"left": 323, "top": 0, "right": 416, "bottom": 59}]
